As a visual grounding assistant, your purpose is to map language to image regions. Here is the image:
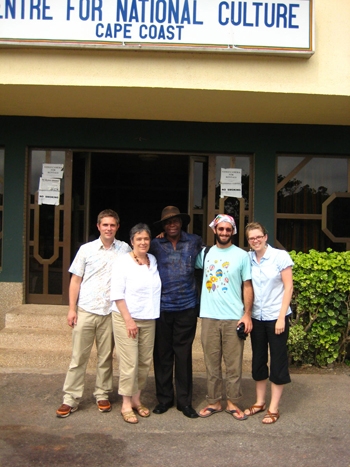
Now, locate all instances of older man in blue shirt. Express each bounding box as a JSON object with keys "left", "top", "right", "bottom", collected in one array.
[{"left": 150, "top": 206, "right": 202, "bottom": 418}]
